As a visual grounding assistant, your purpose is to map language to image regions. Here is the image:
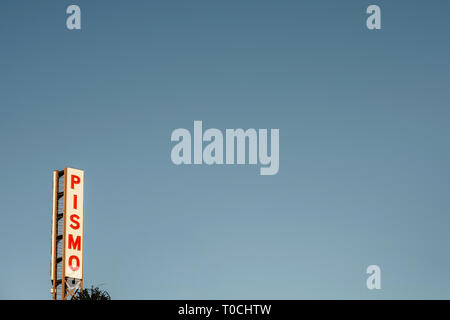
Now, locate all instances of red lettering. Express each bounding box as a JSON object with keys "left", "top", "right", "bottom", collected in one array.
[
  {"left": 73, "top": 194, "right": 78, "bottom": 209},
  {"left": 68, "top": 255, "right": 80, "bottom": 271},
  {"left": 68, "top": 234, "right": 81, "bottom": 251},
  {"left": 70, "top": 214, "right": 80, "bottom": 230},
  {"left": 71, "top": 175, "right": 80, "bottom": 189}
]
